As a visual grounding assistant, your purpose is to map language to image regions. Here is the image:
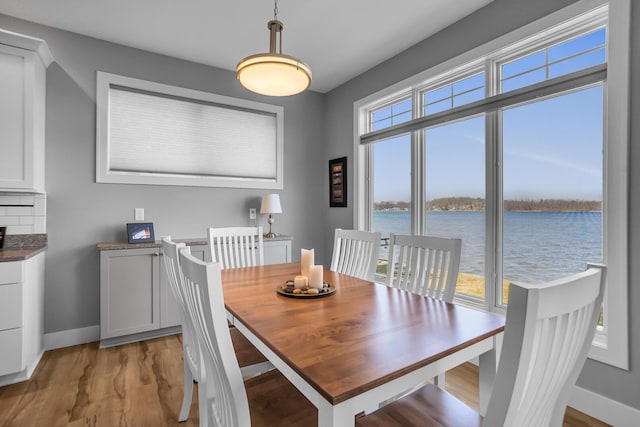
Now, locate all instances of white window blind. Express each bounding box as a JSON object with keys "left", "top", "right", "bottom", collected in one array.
[{"left": 96, "top": 72, "right": 284, "bottom": 189}]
